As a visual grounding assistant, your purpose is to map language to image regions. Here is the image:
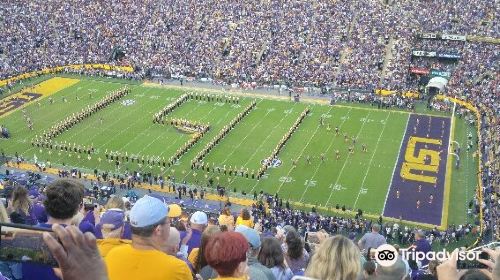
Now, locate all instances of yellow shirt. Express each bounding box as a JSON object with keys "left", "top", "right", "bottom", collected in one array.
[
  {"left": 97, "top": 238, "right": 131, "bottom": 257},
  {"left": 218, "top": 214, "right": 235, "bottom": 228},
  {"left": 105, "top": 244, "right": 191, "bottom": 280},
  {"left": 235, "top": 216, "right": 254, "bottom": 228},
  {"left": 188, "top": 248, "right": 199, "bottom": 268}
]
